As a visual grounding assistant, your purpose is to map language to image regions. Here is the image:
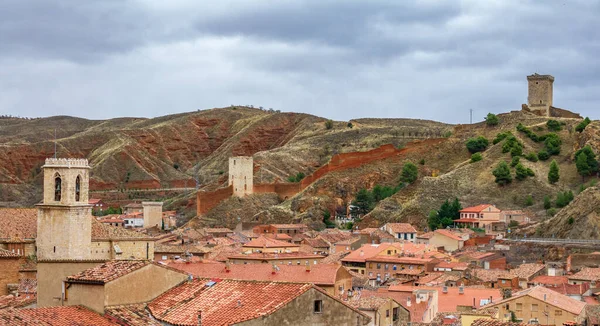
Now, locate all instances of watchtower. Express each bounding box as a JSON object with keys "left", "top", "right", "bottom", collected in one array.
[
  {"left": 527, "top": 73, "right": 554, "bottom": 116},
  {"left": 36, "top": 158, "right": 92, "bottom": 260},
  {"left": 228, "top": 157, "right": 253, "bottom": 197}
]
